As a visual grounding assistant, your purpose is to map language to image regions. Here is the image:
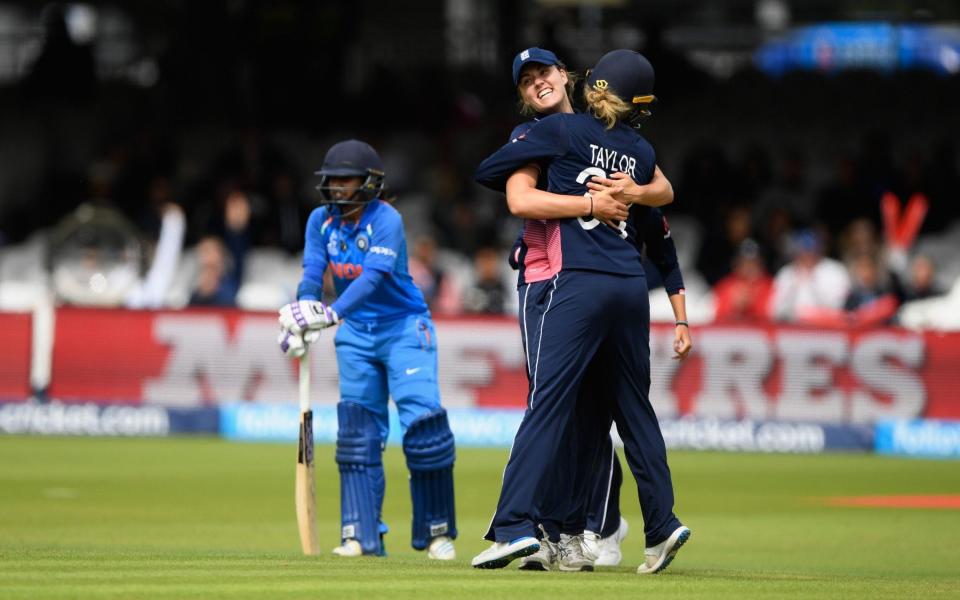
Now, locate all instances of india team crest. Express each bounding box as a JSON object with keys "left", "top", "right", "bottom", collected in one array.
[{"left": 356, "top": 234, "right": 369, "bottom": 251}]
